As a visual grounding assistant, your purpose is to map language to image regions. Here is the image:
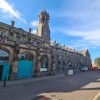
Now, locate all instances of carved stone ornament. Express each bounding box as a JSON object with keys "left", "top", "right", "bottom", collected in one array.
[
  {"left": 0, "top": 36, "right": 6, "bottom": 44},
  {"left": 14, "top": 44, "right": 20, "bottom": 53}
]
